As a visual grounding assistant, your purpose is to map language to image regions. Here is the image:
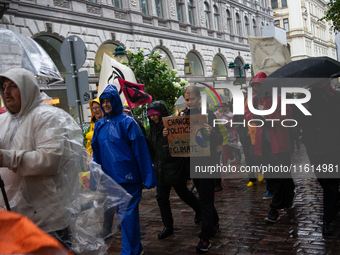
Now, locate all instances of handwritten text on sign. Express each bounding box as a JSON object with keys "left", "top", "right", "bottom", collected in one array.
[{"left": 163, "top": 115, "right": 210, "bottom": 157}]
